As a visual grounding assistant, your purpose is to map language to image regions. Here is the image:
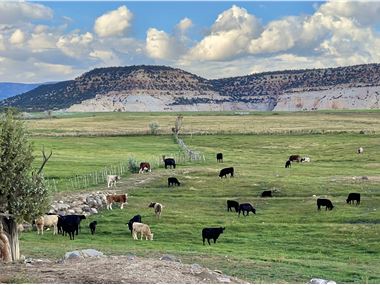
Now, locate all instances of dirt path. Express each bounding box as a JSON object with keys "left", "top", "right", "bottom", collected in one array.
[{"left": 0, "top": 255, "right": 247, "bottom": 284}]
